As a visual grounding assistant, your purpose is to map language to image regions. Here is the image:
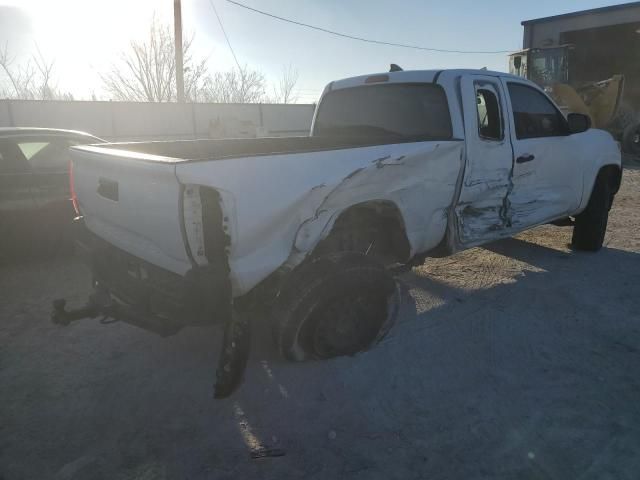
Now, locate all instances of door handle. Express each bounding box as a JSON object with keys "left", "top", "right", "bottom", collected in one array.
[
  {"left": 97, "top": 177, "right": 119, "bottom": 201},
  {"left": 516, "top": 154, "right": 535, "bottom": 164}
]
